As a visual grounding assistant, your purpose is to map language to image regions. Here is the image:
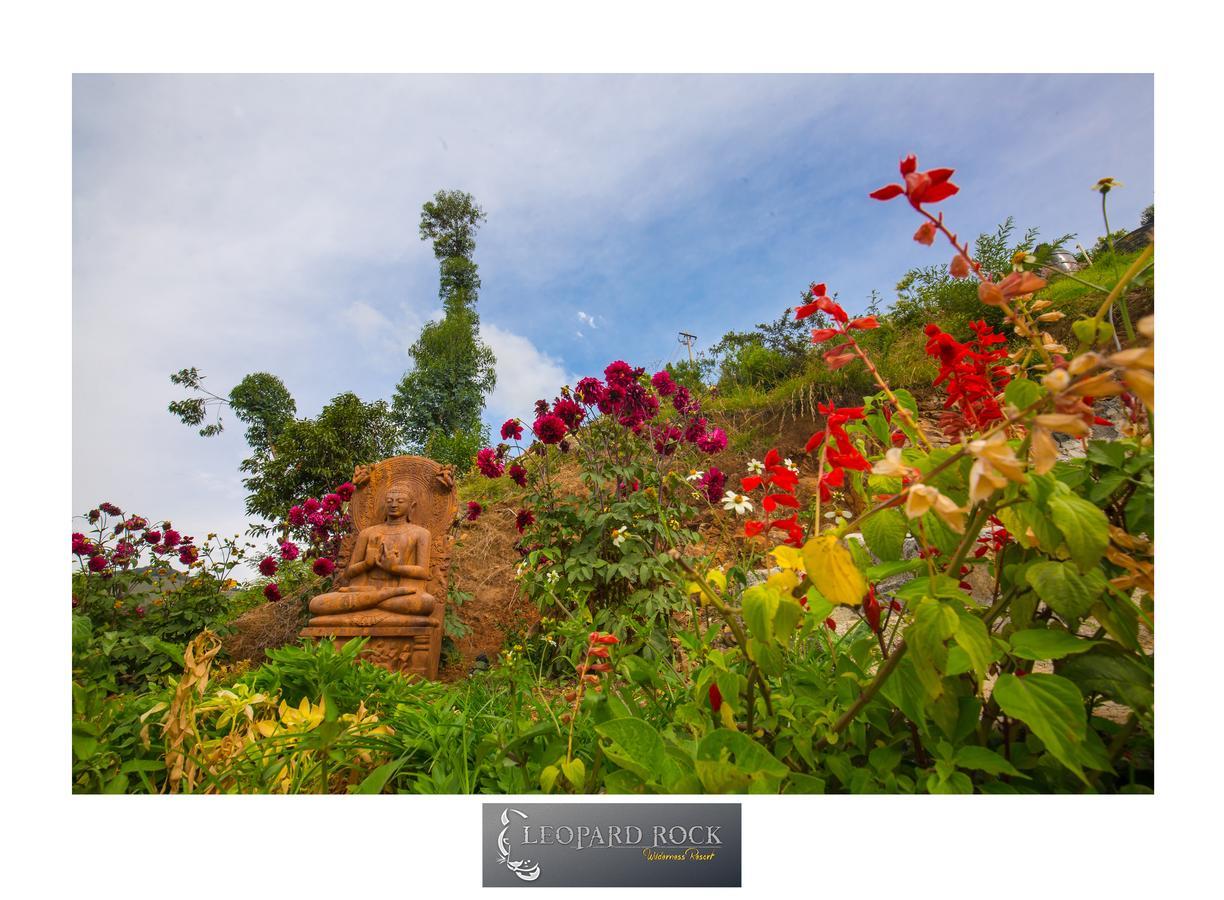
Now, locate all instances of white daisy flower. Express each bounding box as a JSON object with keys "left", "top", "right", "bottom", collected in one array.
[
  {"left": 611, "top": 526, "right": 629, "bottom": 547},
  {"left": 545, "top": 570, "right": 559, "bottom": 585},
  {"left": 685, "top": 469, "right": 705, "bottom": 482},
  {"left": 721, "top": 491, "right": 754, "bottom": 515},
  {"left": 746, "top": 458, "right": 765, "bottom": 475},
  {"left": 783, "top": 457, "right": 799, "bottom": 474}
]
